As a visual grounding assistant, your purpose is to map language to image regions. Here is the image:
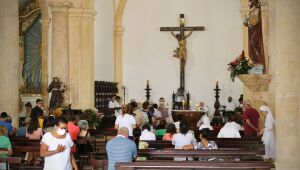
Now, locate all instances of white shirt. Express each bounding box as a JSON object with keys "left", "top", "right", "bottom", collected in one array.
[
  {"left": 140, "top": 129, "right": 156, "bottom": 141},
  {"left": 172, "top": 131, "right": 196, "bottom": 149},
  {"left": 197, "top": 115, "right": 213, "bottom": 130},
  {"left": 172, "top": 131, "right": 196, "bottom": 161},
  {"left": 115, "top": 114, "right": 136, "bottom": 136},
  {"left": 225, "top": 101, "right": 236, "bottom": 112},
  {"left": 41, "top": 132, "right": 74, "bottom": 170},
  {"left": 230, "top": 121, "right": 242, "bottom": 131},
  {"left": 217, "top": 122, "right": 241, "bottom": 138},
  {"left": 174, "top": 121, "right": 180, "bottom": 132},
  {"left": 153, "top": 108, "right": 162, "bottom": 118}
]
